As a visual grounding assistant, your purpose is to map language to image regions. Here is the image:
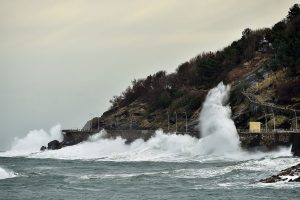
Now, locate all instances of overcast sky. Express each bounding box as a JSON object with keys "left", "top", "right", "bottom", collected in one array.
[{"left": 0, "top": 0, "right": 298, "bottom": 150}]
